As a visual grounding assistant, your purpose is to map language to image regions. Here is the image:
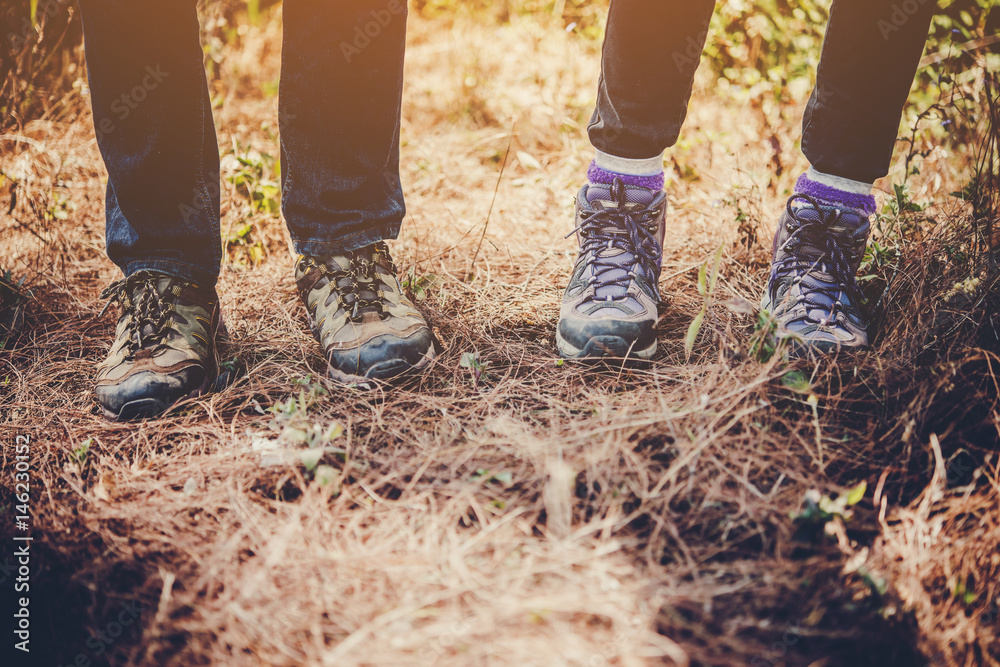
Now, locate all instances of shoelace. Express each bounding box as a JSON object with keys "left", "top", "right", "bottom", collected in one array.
[
  {"left": 99, "top": 271, "right": 181, "bottom": 353},
  {"left": 567, "top": 179, "right": 663, "bottom": 304},
  {"left": 769, "top": 194, "right": 862, "bottom": 326},
  {"left": 305, "top": 243, "right": 397, "bottom": 322}
]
